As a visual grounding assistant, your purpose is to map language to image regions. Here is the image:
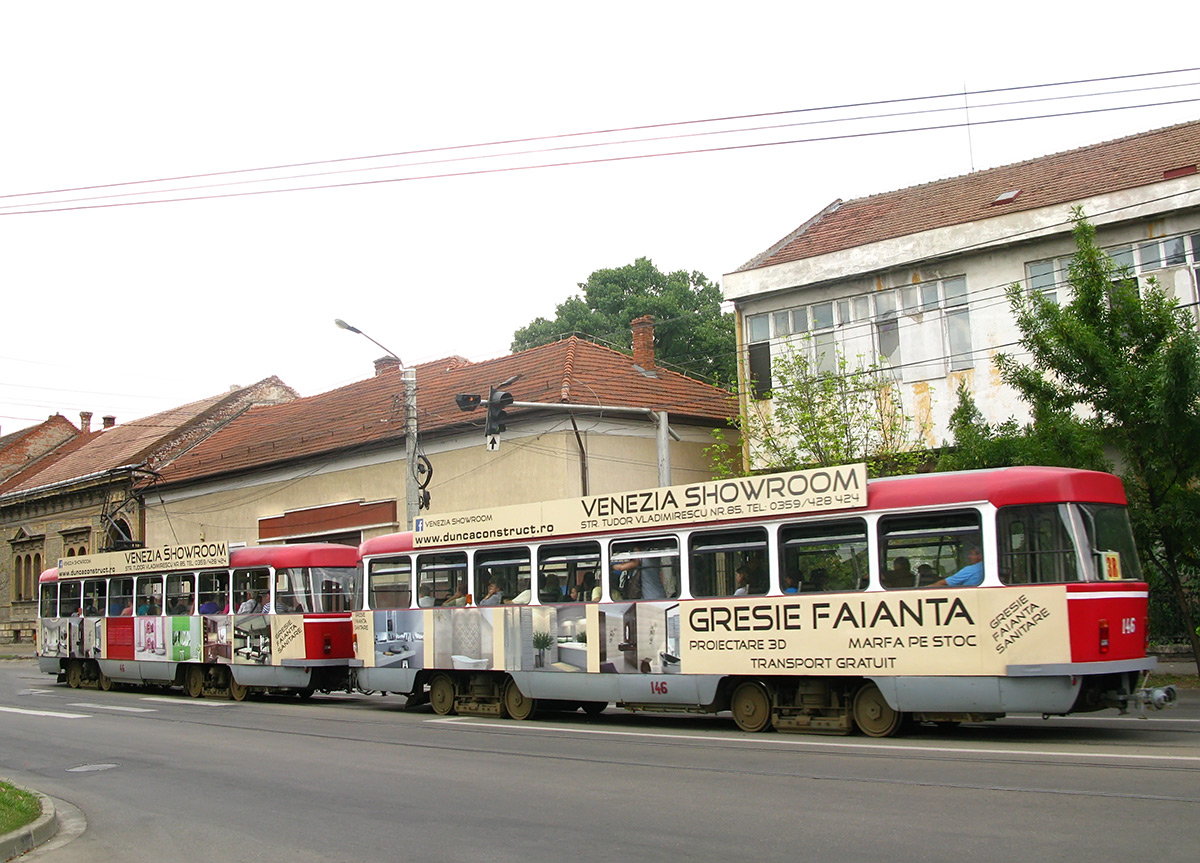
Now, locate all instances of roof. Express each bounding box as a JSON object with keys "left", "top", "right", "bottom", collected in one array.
[
  {"left": 156, "top": 336, "right": 737, "bottom": 487},
  {"left": 0, "top": 378, "right": 296, "bottom": 498},
  {"left": 735, "top": 118, "right": 1200, "bottom": 273}
]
